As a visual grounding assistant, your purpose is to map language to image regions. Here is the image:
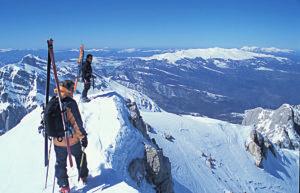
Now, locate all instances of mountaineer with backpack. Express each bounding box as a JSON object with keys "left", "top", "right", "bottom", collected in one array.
[
  {"left": 81, "top": 54, "right": 93, "bottom": 102},
  {"left": 44, "top": 80, "right": 89, "bottom": 193}
]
